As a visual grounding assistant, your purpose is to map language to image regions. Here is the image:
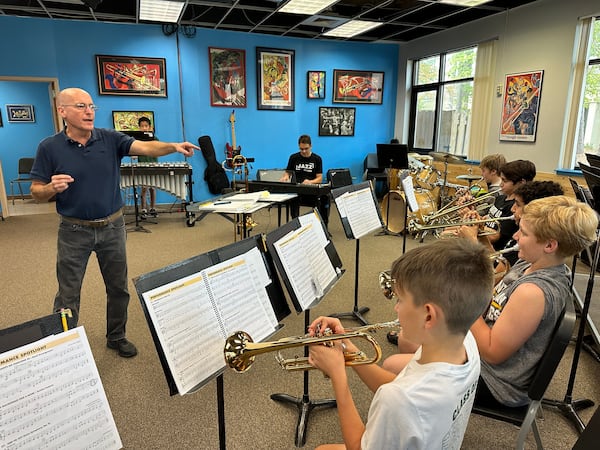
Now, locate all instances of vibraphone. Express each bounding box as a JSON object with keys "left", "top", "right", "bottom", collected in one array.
[{"left": 120, "top": 161, "right": 193, "bottom": 204}]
